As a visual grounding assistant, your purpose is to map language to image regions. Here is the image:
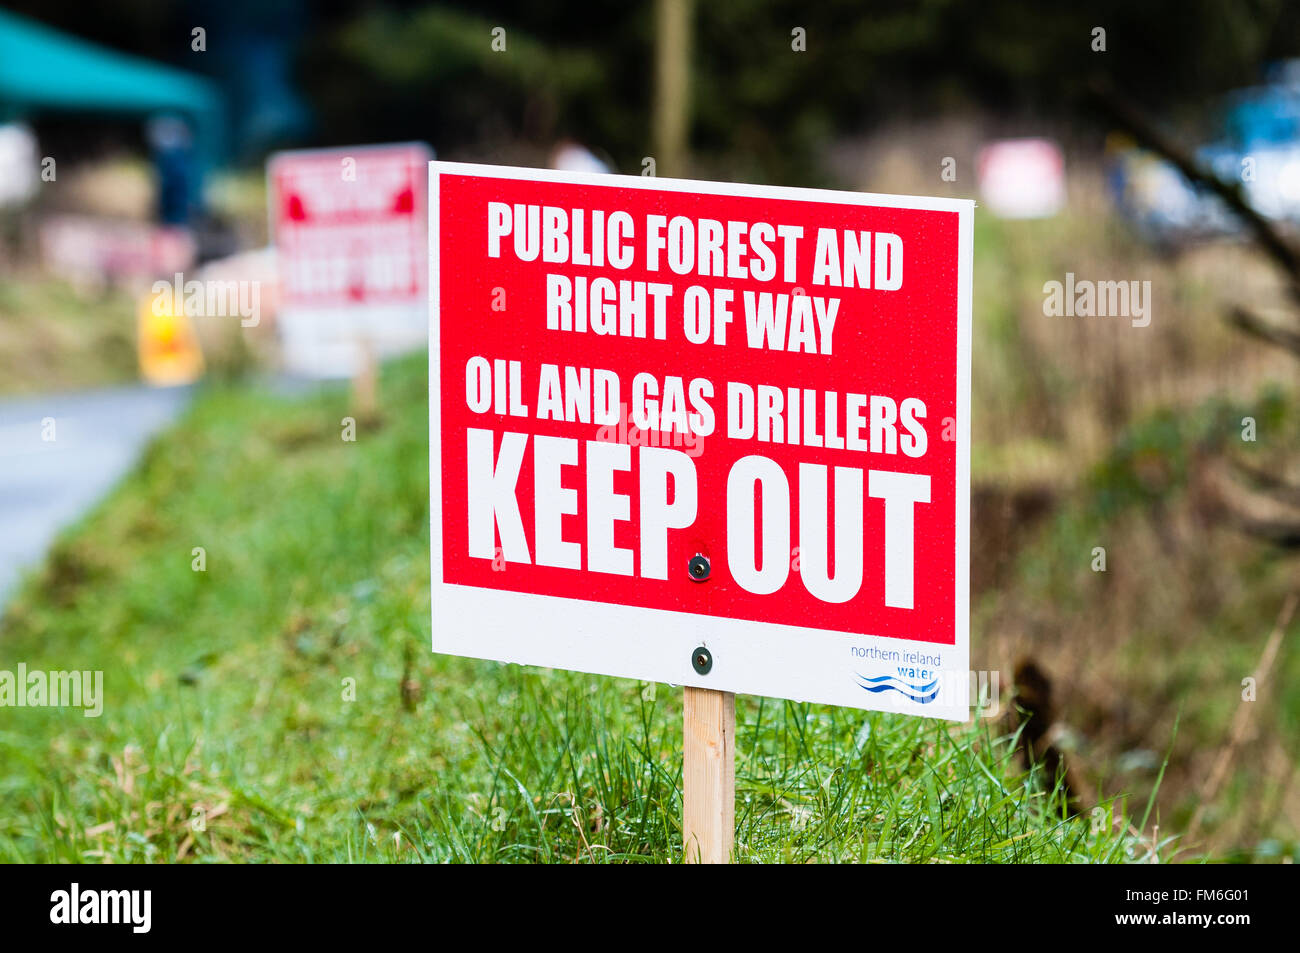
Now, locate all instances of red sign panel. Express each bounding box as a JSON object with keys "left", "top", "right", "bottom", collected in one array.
[
  {"left": 270, "top": 143, "right": 430, "bottom": 308},
  {"left": 430, "top": 162, "right": 972, "bottom": 717}
]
